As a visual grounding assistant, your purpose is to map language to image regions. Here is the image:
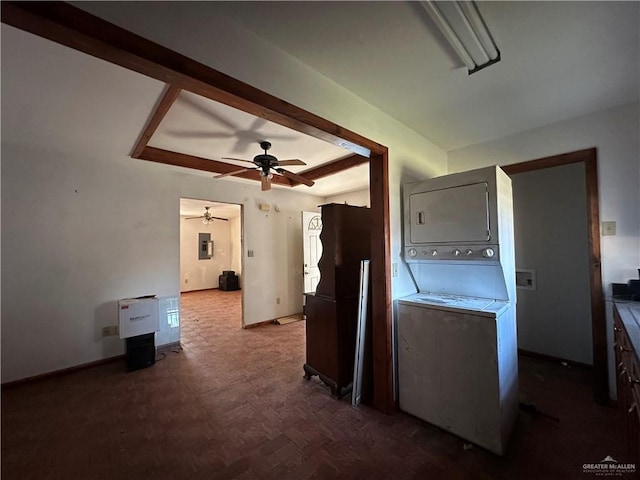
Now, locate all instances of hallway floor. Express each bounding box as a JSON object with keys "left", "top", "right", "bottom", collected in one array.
[{"left": 1, "top": 289, "right": 625, "bottom": 479}]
